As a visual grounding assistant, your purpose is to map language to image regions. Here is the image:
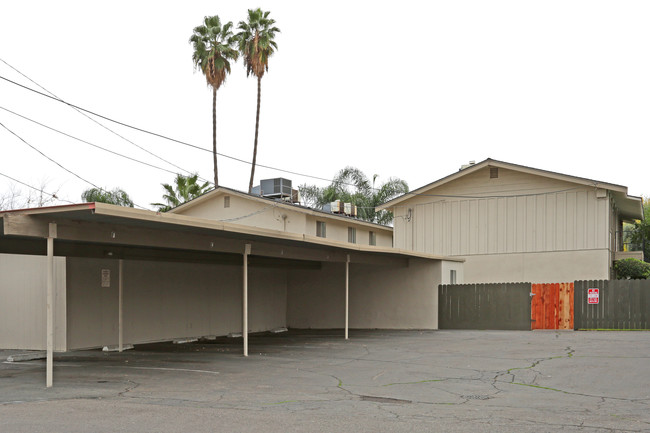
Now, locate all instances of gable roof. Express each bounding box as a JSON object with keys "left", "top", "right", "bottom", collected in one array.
[
  {"left": 169, "top": 185, "right": 393, "bottom": 232},
  {"left": 376, "top": 158, "right": 643, "bottom": 220}
]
